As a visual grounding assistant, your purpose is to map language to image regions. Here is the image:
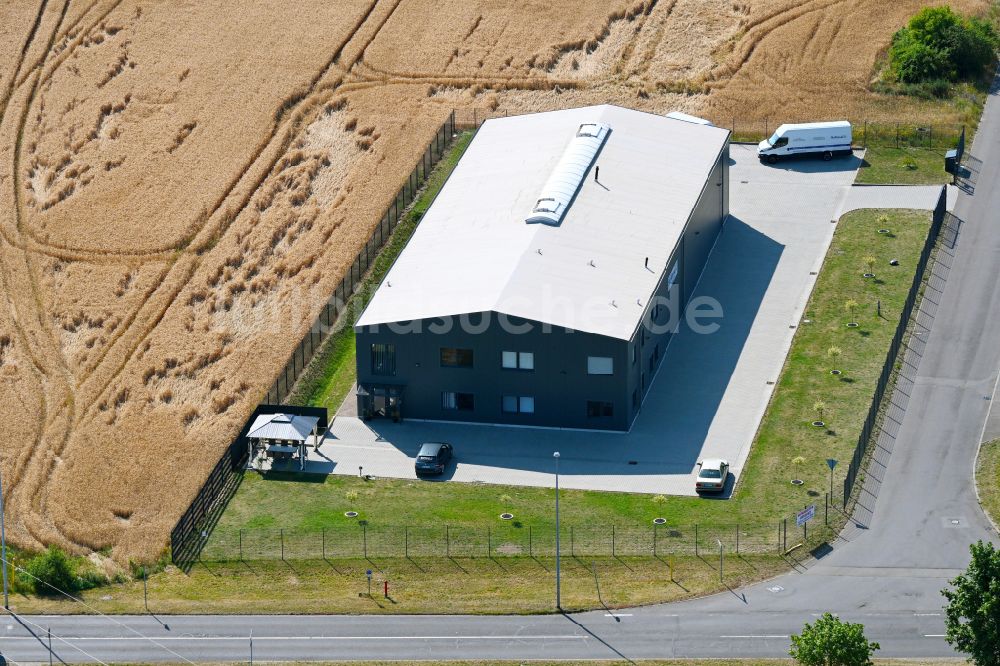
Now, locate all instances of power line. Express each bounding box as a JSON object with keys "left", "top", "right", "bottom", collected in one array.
[{"left": 0, "top": 554, "right": 197, "bottom": 665}]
